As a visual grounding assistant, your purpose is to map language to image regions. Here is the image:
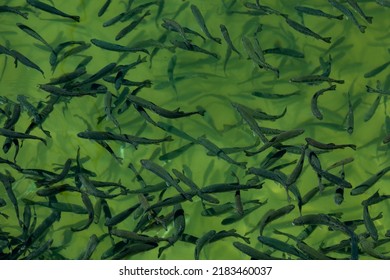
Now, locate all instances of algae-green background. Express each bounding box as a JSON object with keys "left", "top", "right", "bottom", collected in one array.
[{"left": 1, "top": 0, "right": 390, "bottom": 259}]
